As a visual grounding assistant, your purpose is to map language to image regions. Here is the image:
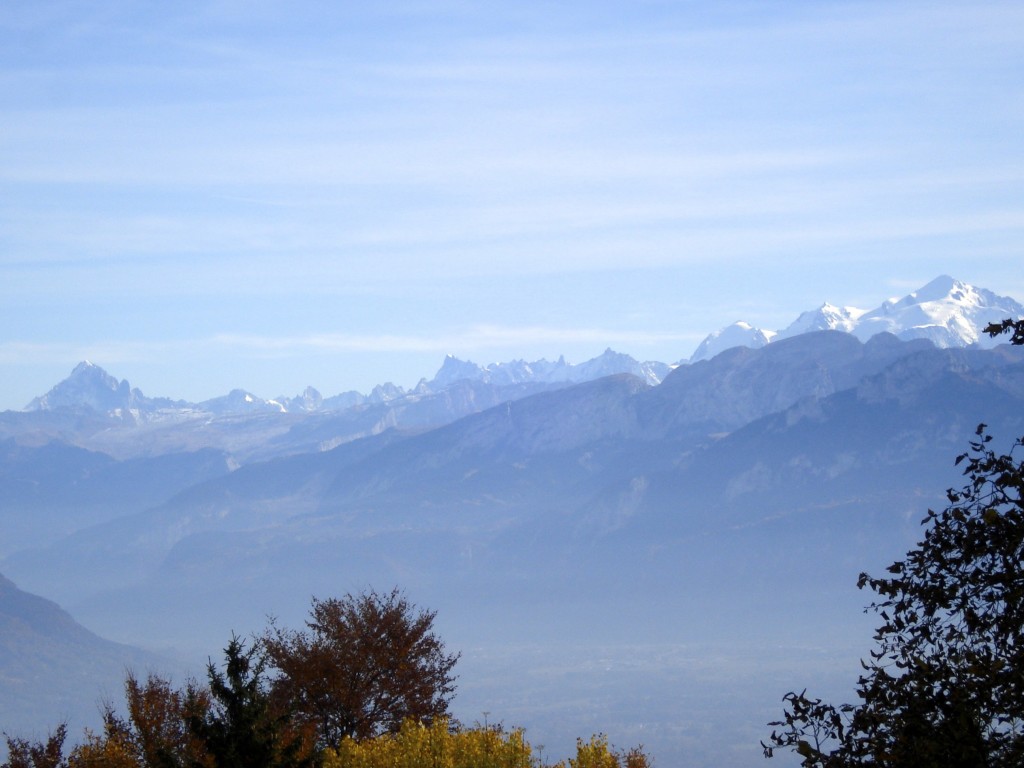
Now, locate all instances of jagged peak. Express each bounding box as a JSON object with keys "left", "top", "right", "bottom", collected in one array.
[
  {"left": 68, "top": 360, "right": 116, "bottom": 380},
  {"left": 430, "top": 355, "right": 485, "bottom": 388}
]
